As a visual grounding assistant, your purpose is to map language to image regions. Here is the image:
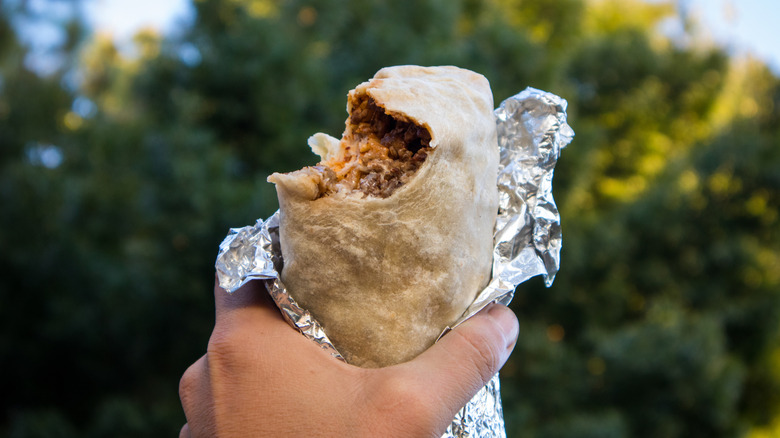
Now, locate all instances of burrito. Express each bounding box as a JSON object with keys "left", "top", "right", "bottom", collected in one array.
[{"left": 268, "top": 65, "right": 499, "bottom": 367}]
